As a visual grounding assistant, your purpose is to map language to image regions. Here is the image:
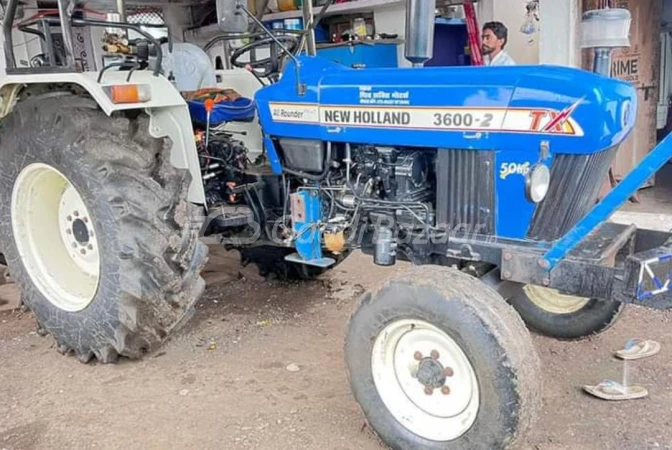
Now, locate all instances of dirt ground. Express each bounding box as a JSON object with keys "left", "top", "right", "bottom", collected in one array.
[{"left": 2, "top": 248, "right": 672, "bottom": 450}]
